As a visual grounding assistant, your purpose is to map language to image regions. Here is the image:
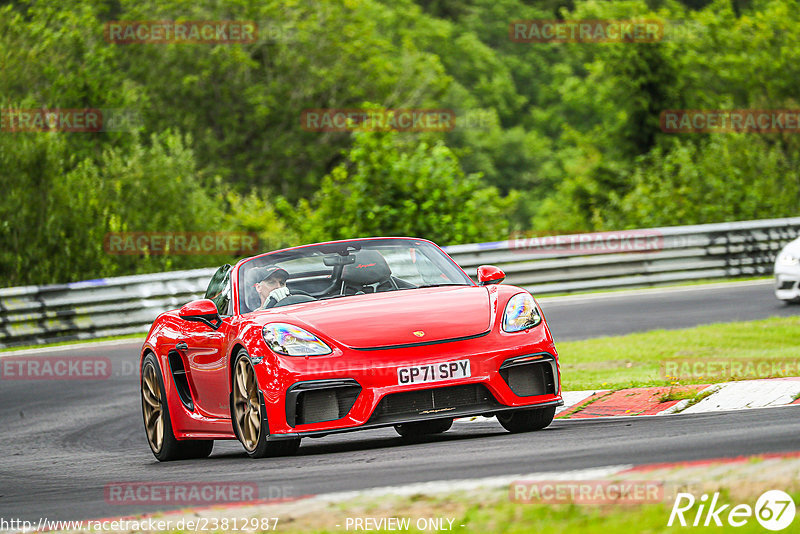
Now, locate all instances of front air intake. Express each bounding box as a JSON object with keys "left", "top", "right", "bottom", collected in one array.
[
  {"left": 286, "top": 380, "right": 361, "bottom": 426},
  {"left": 499, "top": 355, "right": 557, "bottom": 397},
  {"left": 167, "top": 351, "right": 194, "bottom": 411}
]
